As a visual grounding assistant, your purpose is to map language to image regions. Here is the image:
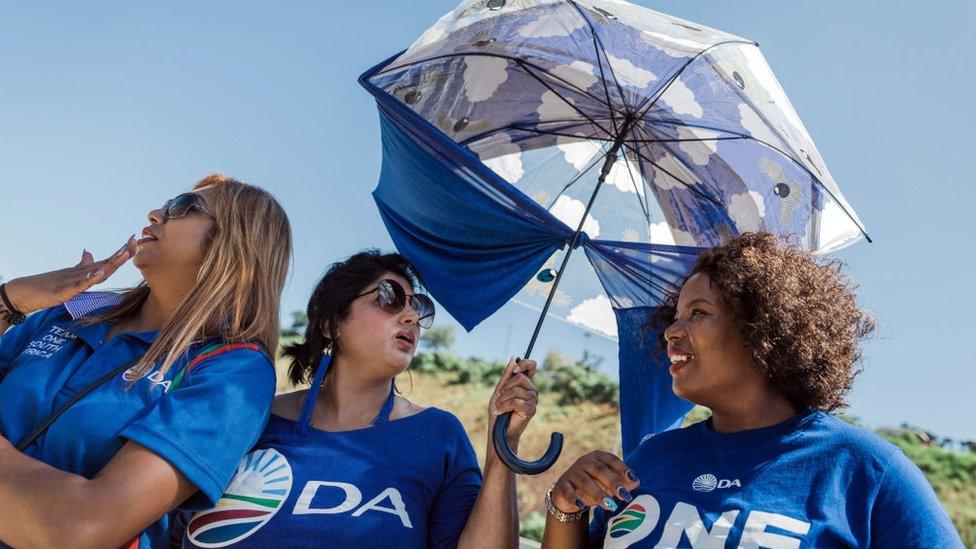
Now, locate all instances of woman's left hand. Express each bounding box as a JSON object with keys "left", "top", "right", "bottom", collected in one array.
[{"left": 488, "top": 357, "right": 538, "bottom": 448}]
